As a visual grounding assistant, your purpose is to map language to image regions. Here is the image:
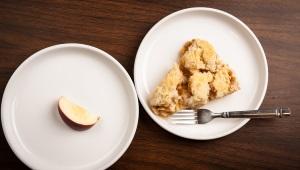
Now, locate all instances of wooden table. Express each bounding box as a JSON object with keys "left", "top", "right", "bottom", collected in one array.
[{"left": 0, "top": 1, "right": 299, "bottom": 169}]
